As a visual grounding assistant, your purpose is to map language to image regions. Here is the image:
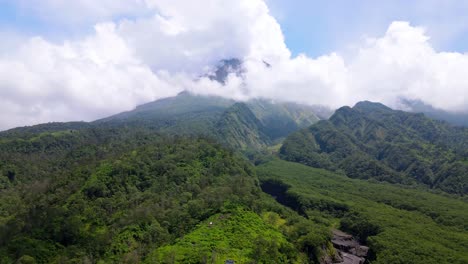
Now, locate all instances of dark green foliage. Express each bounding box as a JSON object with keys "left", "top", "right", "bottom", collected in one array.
[
  {"left": 281, "top": 101, "right": 468, "bottom": 194},
  {"left": 340, "top": 212, "right": 380, "bottom": 242},
  {"left": 2, "top": 96, "right": 466, "bottom": 263},
  {"left": 215, "top": 103, "right": 271, "bottom": 150},
  {"left": 0, "top": 128, "right": 260, "bottom": 263},
  {"left": 98, "top": 92, "right": 320, "bottom": 151},
  {"left": 257, "top": 159, "right": 468, "bottom": 264},
  {"left": 246, "top": 99, "right": 320, "bottom": 140}
]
